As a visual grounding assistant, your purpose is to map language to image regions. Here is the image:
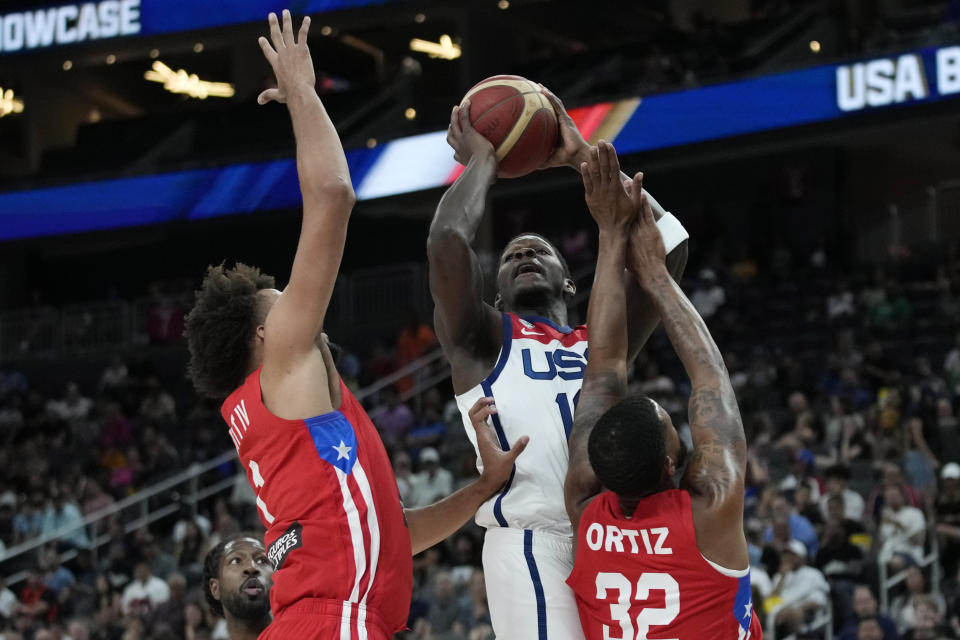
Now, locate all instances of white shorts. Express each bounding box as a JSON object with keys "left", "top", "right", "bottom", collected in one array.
[{"left": 482, "top": 527, "right": 585, "bottom": 640}]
